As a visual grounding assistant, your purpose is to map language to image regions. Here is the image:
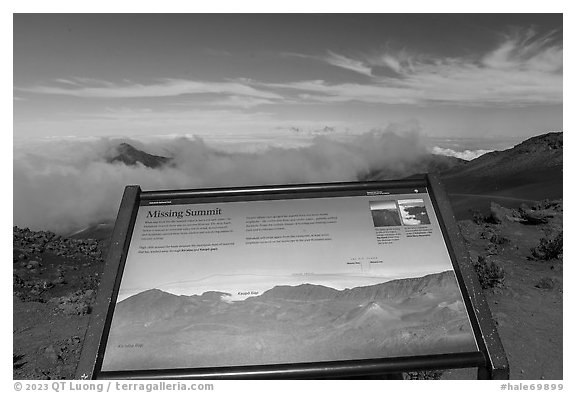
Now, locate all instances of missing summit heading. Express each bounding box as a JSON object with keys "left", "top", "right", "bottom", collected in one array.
[{"left": 146, "top": 207, "right": 223, "bottom": 219}]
